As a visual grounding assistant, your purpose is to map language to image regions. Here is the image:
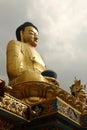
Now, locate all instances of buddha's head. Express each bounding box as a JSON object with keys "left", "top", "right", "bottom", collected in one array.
[{"left": 16, "top": 22, "right": 39, "bottom": 47}]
